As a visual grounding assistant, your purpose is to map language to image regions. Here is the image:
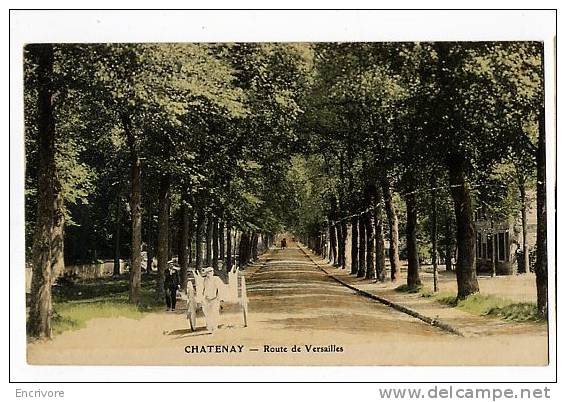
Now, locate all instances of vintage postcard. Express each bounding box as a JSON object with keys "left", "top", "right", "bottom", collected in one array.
[{"left": 11, "top": 10, "right": 556, "bottom": 377}]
